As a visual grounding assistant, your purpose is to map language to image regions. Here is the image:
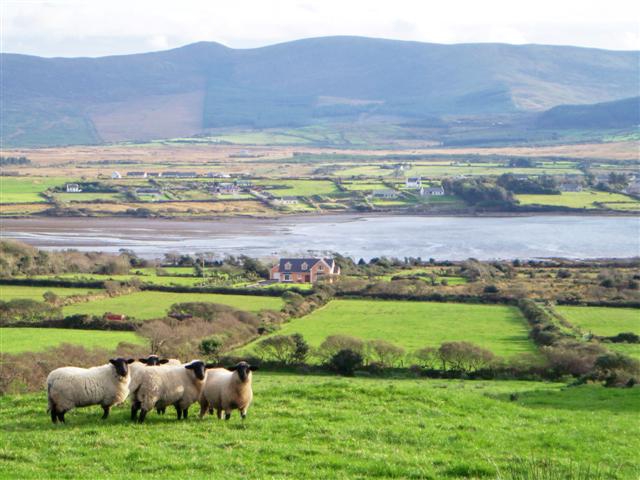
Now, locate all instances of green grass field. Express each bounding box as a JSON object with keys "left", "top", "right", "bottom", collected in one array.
[
  {"left": 0, "top": 327, "right": 144, "bottom": 354},
  {"left": 0, "top": 177, "right": 71, "bottom": 203},
  {"left": 0, "top": 374, "right": 637, "bottom": 479},
  {"left": 259, "top": 180, "right": 339, "bottom": 196},
  {"left": 245, "top": 299, "right": 534, "bottom": 358},
  {"left": 53, "top": 192, "right": 124, "bottom": 203},
  {"left": 0, "top": 285, "right": 103, "bottom": 301},
  {"left": 556, "top": 306, "right": 639, "bottom": 336},
  {"left": 32, "top": 273, "right": 208, "bottom": 287},
  {"left": 63, "top": 291, "right": 283, "bottom": 320},
  {"left": 516, "top": 191, "right": 639, "bottom": 210}
]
